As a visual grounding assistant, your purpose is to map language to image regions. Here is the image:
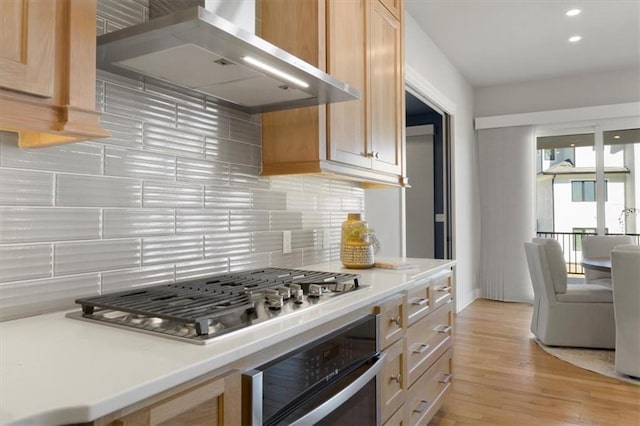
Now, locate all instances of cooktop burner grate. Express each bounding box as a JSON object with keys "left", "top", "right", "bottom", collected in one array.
[{"left": 74, "top": 268, "right": 360, "bottom": 337}]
